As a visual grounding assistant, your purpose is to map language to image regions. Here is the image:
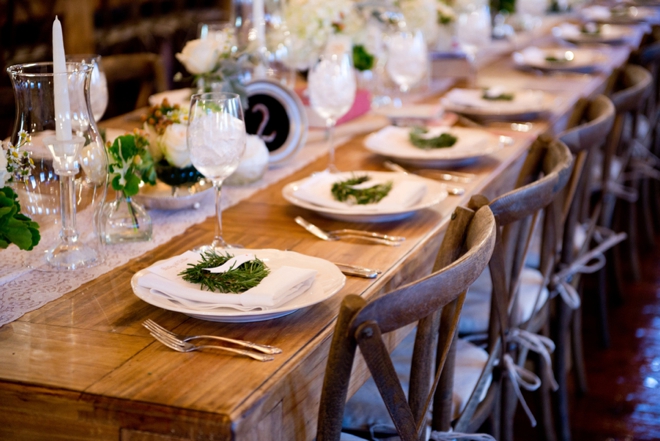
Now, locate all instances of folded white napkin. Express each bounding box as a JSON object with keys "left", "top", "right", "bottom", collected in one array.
[
  {"left": 136, "top": 251, "right": 317, "bottom": 311},
  {"left": 515, "top": 46, "right": 550, "bottom": 66},
  {"left": 293, "top": 171, "right": 427, "bottom": 212},
  {"left": 443, "top": 88, "right": 544, "bottom": 113},
  {"left": 555, "top": 23, "right": 583, "bottom": 39}
]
